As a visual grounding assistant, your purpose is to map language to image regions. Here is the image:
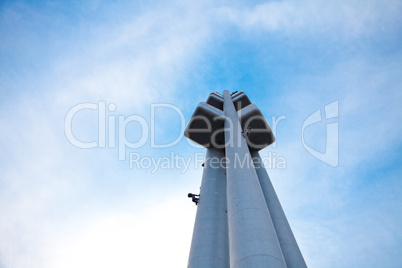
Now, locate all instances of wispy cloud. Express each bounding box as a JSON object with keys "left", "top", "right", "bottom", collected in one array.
[{"left": 222, "top": 0, "right": 402, "bottom": 37}]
